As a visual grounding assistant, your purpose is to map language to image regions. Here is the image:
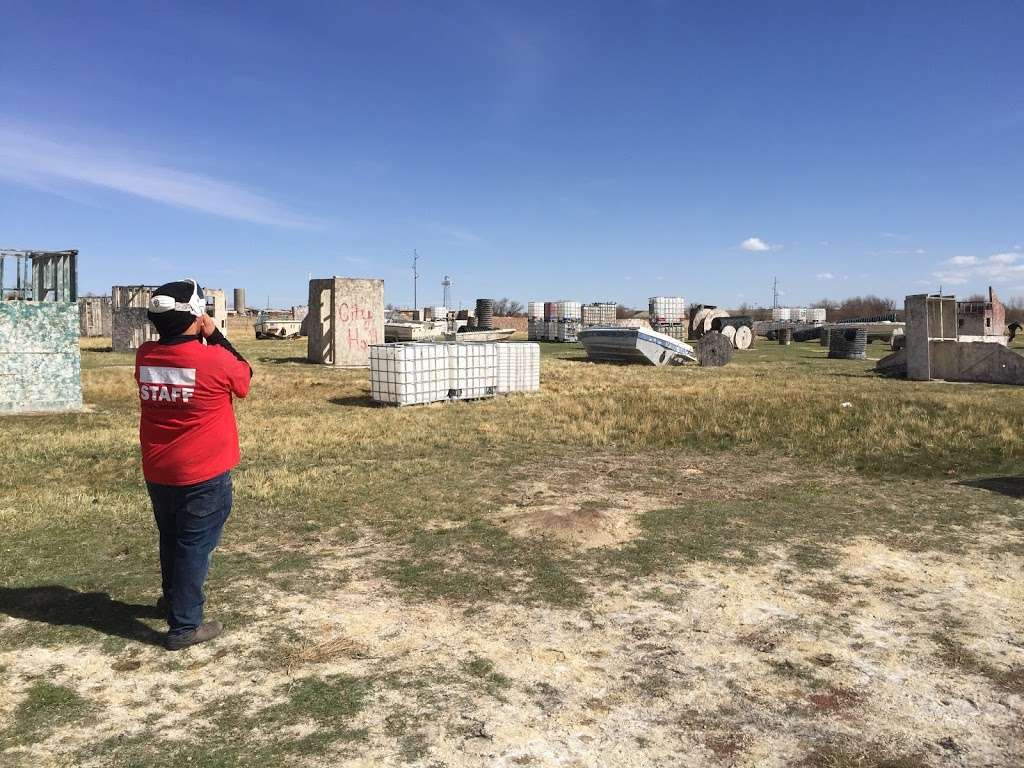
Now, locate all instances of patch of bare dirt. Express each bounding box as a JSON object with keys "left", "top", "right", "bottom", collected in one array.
[
  {"left": 2, "top": 532, "right": 1022, "bottom": 767},
  {"left": 491, "top": 454, "right": 806, "bottom": 549}
]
